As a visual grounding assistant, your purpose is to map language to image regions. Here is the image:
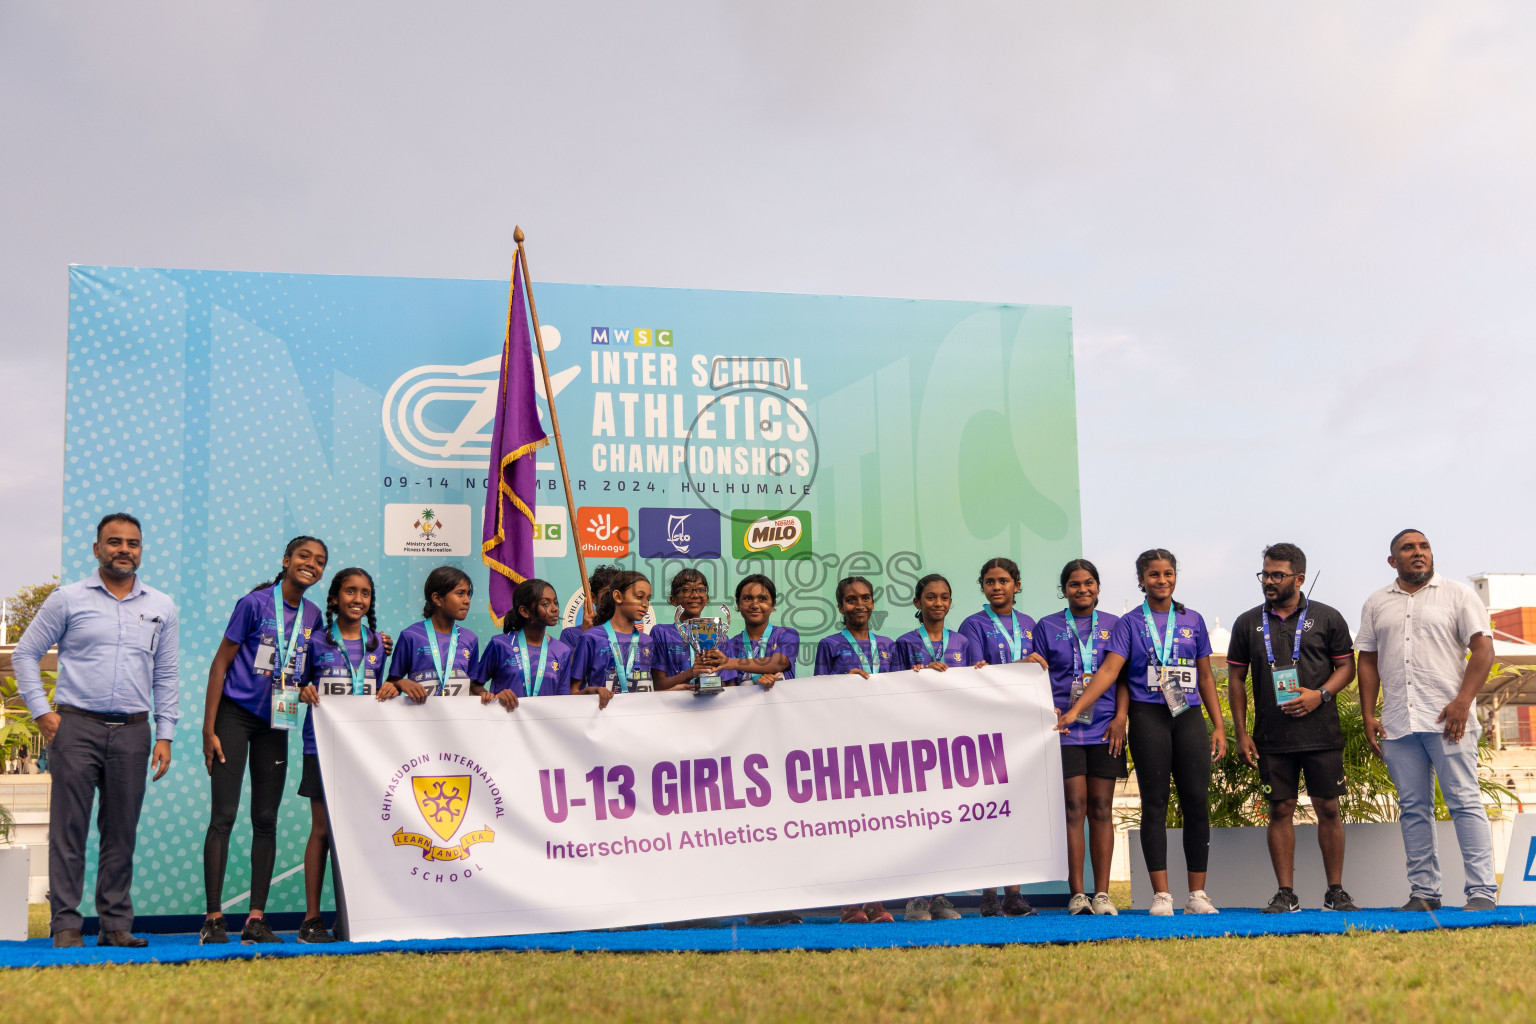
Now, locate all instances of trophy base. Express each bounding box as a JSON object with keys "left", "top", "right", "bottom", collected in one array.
[{"left": 693, "top": 674, "right": 724, "bottom": 696}]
